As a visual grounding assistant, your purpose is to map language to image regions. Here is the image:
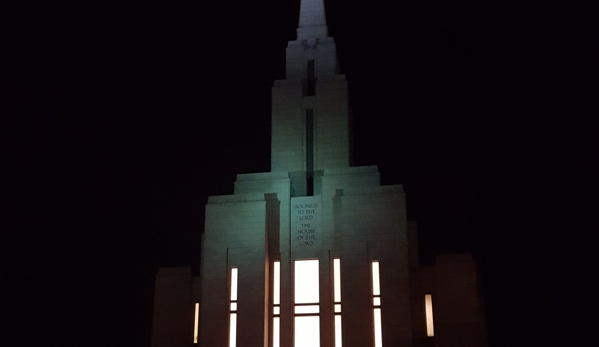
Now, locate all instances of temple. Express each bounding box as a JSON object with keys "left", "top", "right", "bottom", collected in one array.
[{"left": 150, "top": 1, "right": 487, "bottom": 347}]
